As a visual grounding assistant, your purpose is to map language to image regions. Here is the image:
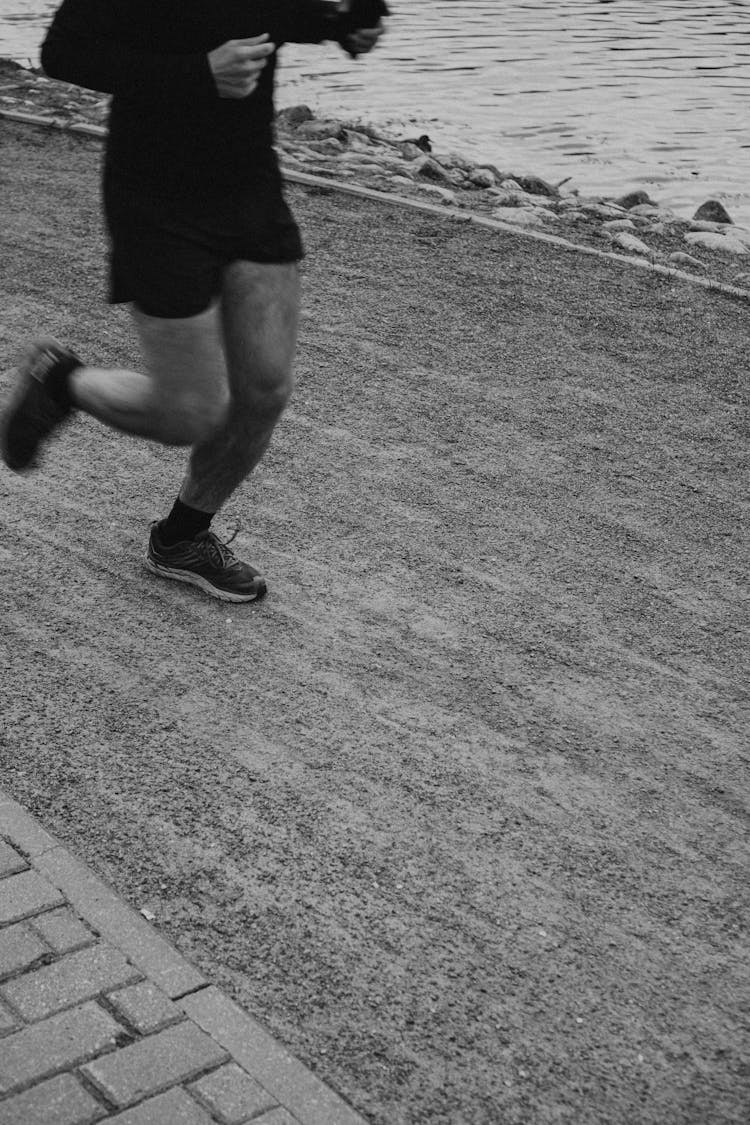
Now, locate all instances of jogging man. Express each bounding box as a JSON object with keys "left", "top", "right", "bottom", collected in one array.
[{"left": 1, "top": 0, "right": 387, "bottom": 602}]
